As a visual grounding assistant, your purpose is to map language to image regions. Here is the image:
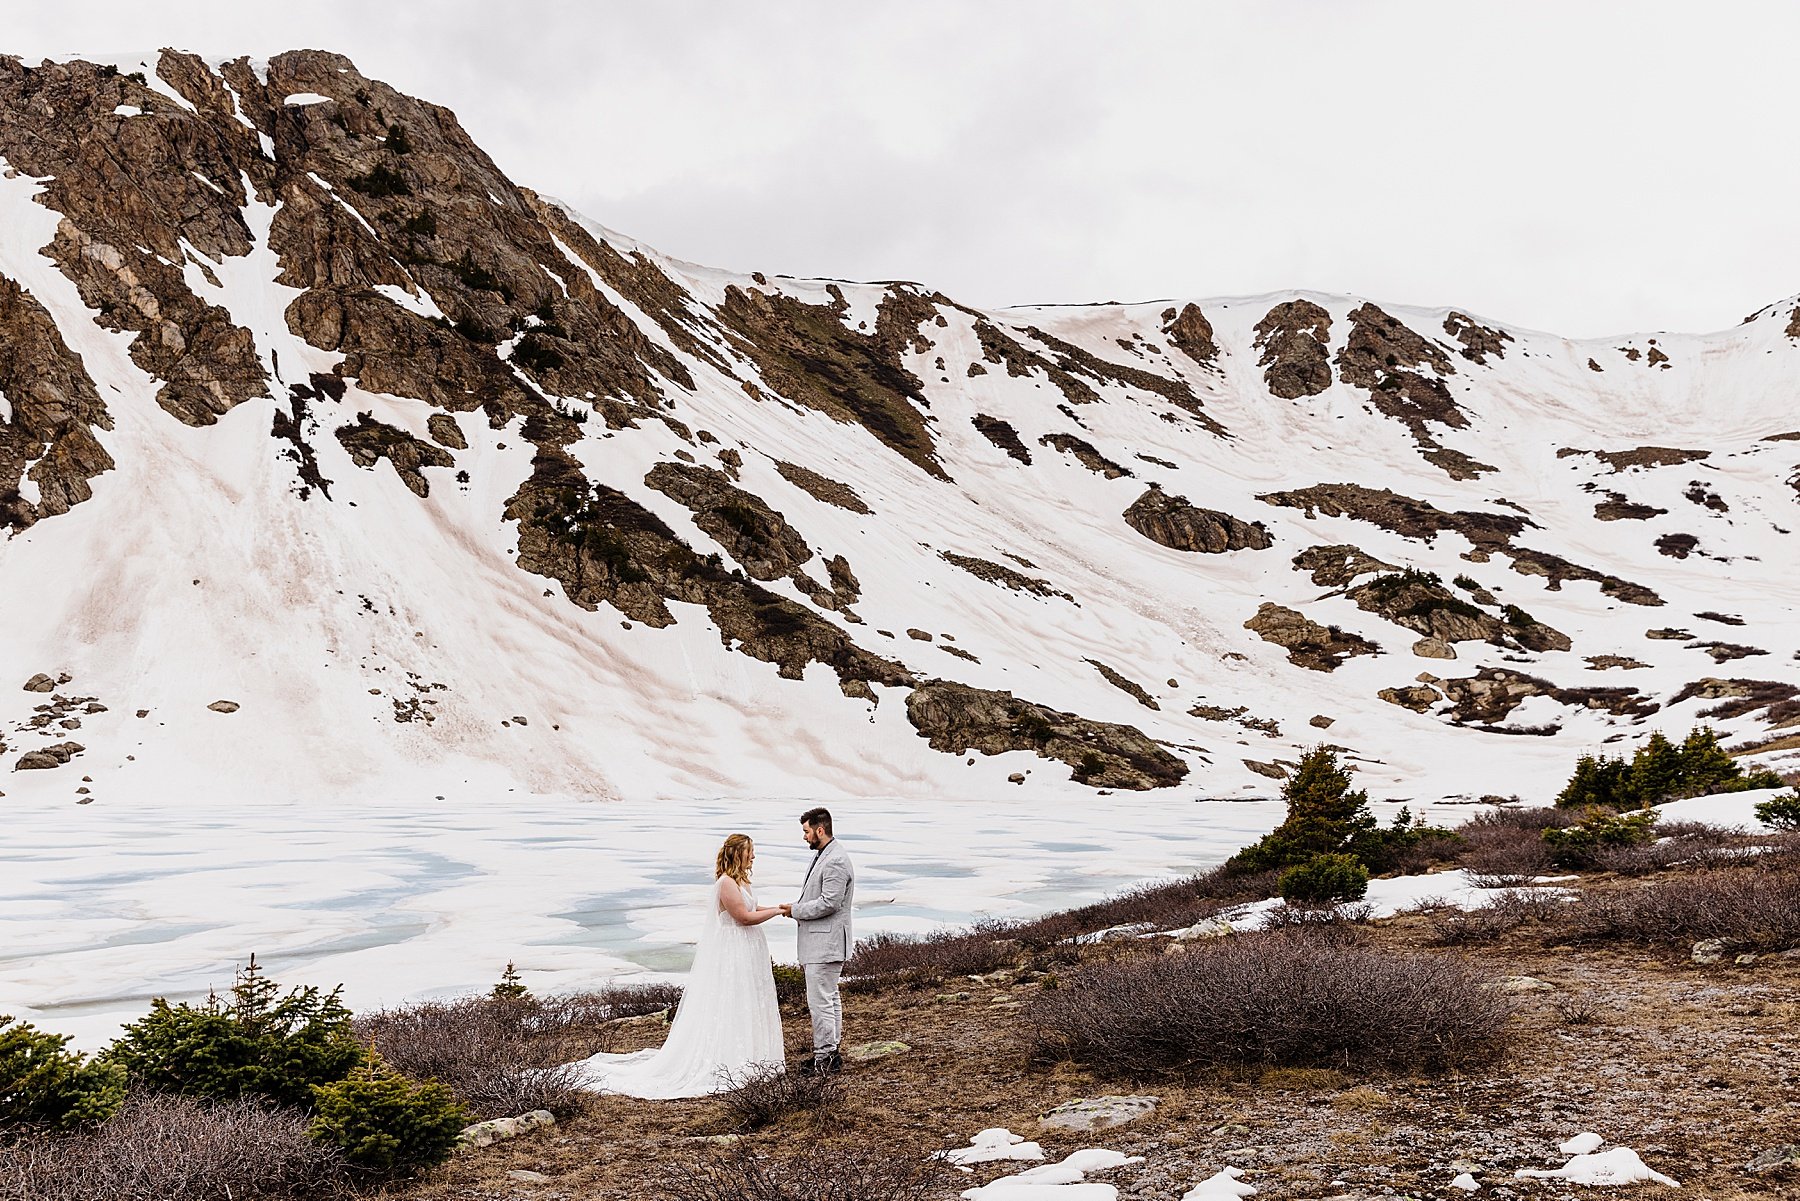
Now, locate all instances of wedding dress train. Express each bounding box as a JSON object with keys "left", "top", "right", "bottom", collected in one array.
[{"left": 570, "top": 877, "right": 784, "bottom": 1099}]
